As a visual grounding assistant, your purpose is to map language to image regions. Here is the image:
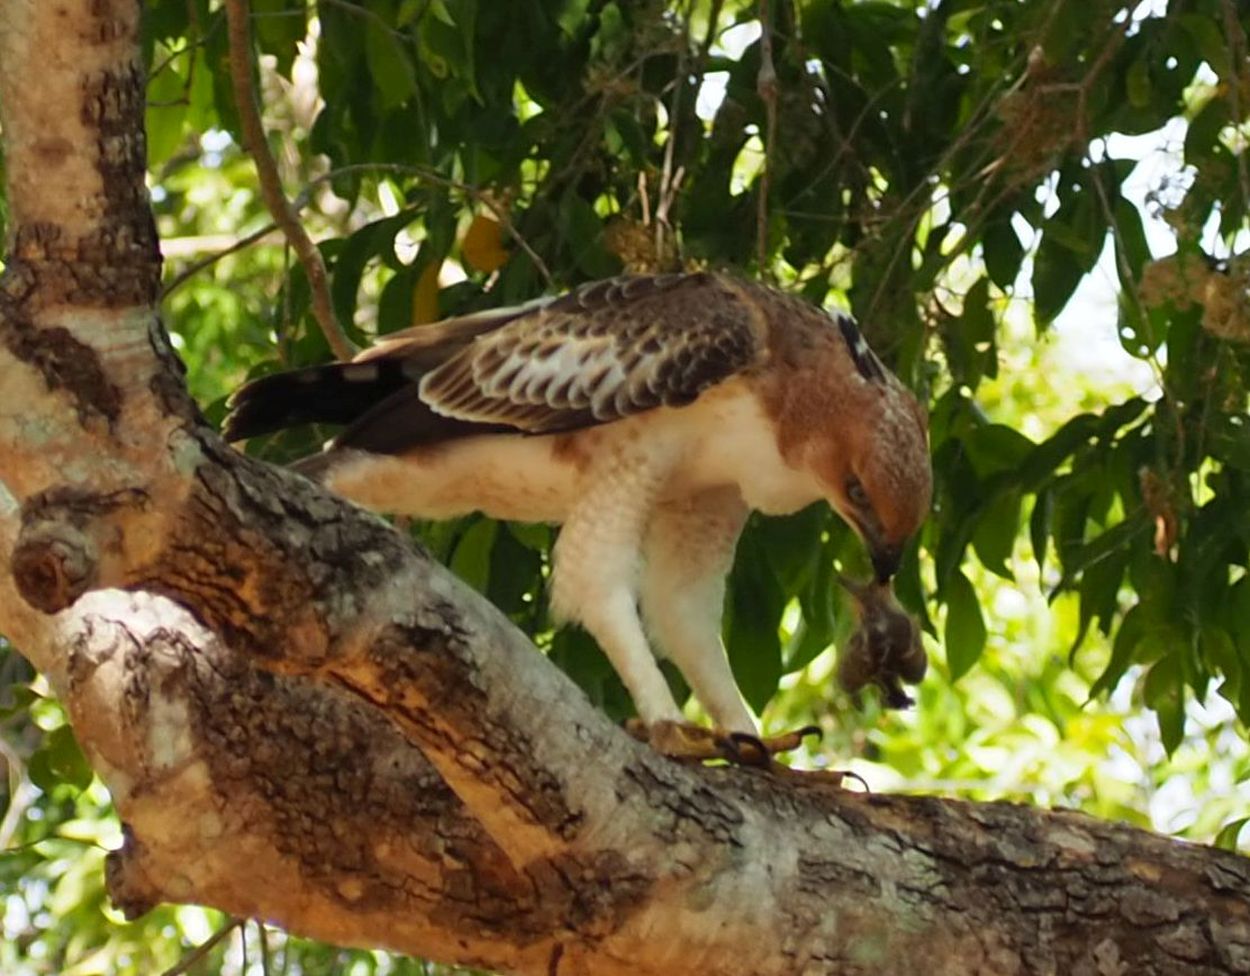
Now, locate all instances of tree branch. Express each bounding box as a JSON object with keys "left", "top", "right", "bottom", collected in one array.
[
  {"left": 756, "top": 0, "right": 778, "bottom": 275},
  {"left": 1, "top": 4, "right": 1250, "bottom": 975},
  {"left": 222, "top": 0, "right": 356, "bottom": 361}
]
